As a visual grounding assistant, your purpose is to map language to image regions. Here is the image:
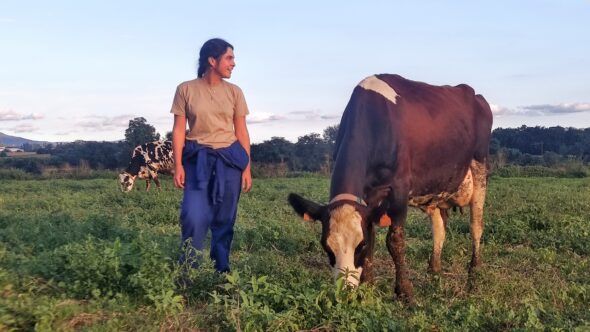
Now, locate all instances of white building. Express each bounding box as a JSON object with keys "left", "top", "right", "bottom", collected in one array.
[{"left": 0, "top": 146, "right": 24, "bottom": 152}]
